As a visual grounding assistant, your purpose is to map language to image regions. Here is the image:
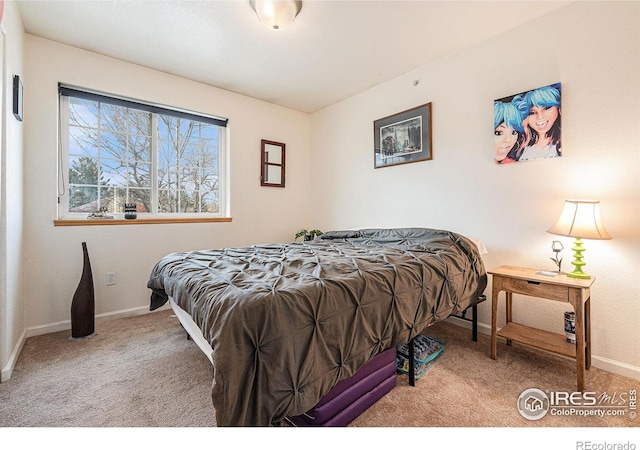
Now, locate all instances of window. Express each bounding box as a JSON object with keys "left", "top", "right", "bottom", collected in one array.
[{"left": 58, "top": 85, "right": 228, "bottom": 220}]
